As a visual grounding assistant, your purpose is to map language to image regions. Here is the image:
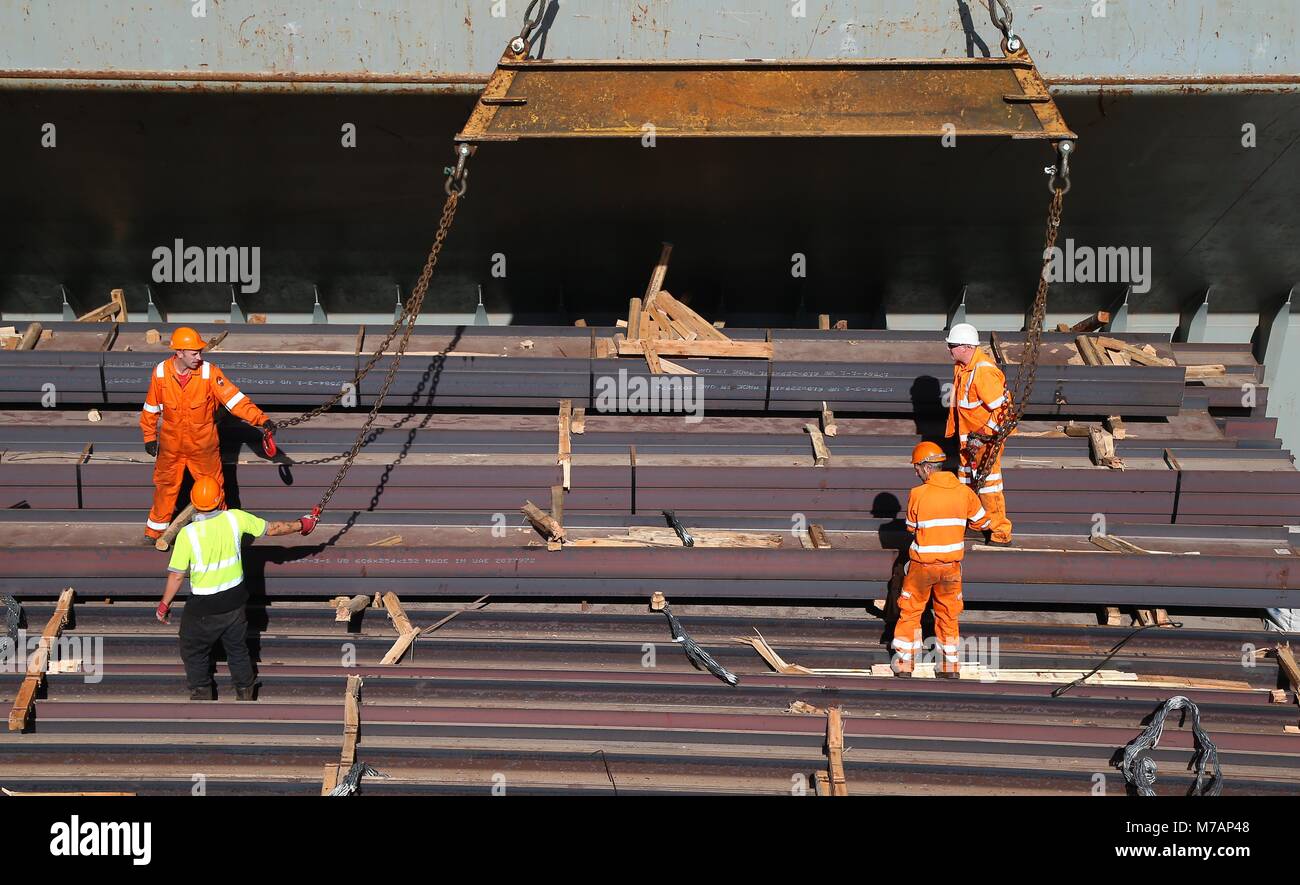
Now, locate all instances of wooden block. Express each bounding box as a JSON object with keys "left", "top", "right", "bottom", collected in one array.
[
  {"left": 814, "top": 771, "right": 832, "bottom": 796},
  {"left": 380, "top": 628, "right": 419, "bottom": 665},
  {"left": 649, "top": 591, "right": 666, "bottom": 611},
  {"left": 833, "top": 320, "right": 847, "bottom": 330},
  {"left": 820, "top": 401, "right": 837, "bottom": 437},
  {"left": 547, "top": 539, "right": 563, "bottom": 552},
  {"left": 1276, "top": 644, "right": 1300, "bottom": 699},
  {"left": 381, "top": 592, "right": 415, "bottom": 636},
  {"left": 1088, "top": 426, "right": 1124, "bottom": 469},
  {"left": 145, "top": 328, "right": 162, "bottom": 344},
  {"left": 1074, "top": 335, "right": 1103, "bottom": 366},
  {"left": 656, "top": 357, "right": 696, "bottom": 375},
  {"left": 249, "top": 314, "right": 267, "bottom": 324},
  {"left": 1103, "top": 606, "right": 1123, "bottom": 627},
  {"left": 1104, "top": 416, "right": 1126, "bottom": 439},
  {"left": 522, "top": 500, "right": 565, "bottom": 541},
  {"left": 825, "top": 708, "right": 848, "bottom": 796},
  {"left": 643, "top": 342, "right": 663, "bottom": 374},
  {"left": 808, "top": 524, "right": 832, "bottom": 549},
  {"left": 321, "top": 763, "right": 343, "bottom": 795},
  {"left": 618, "top": 339, "right": 771, "bottom": 359},
  {"left": 627, "top": 297, "right": 643, "bottom": 340},
  {"left": 1063, "top": 421, "right": 1092, "bottom": 438},
  {"left": 574, "top": 318, "right": 587, "bottom": 327},
  {"left": 804, "top": 423, "right": 830, "bottom": 467},
  {"left": 818, "top": 314, "right": 830, "bottom": 330},
  {"left": 642, "top": 242, "right": 673, "bottom": 306},
  {"left": 551, "top": 484, "right": 565, "bottom": 528},
  {"left": 17, "top": 322, "right": 42, "bottom": 351},
  {"left": 1184, "top": 364, "right": 1227, "bottom": 379},
  {"left": 110, "top": 288, "right": 128, "bottom": 323},
  {"left": 655, "top": 291, "right": 729, "bottom": 341},
  {"left": 1058, "top": 311, "right": 1110, "bottom": 334},
  {"left": 334, "top": 594, "right": 370, "bottom": 622},
  {"left": 571, "top": 407, "right": 586, "bottom": 434}
]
